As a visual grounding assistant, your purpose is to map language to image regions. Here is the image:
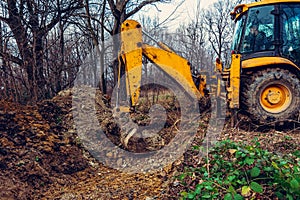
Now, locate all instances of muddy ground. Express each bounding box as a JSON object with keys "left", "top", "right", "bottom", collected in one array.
[{"left": 0, "top": 86, "right": 299, "bottom": 199}]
